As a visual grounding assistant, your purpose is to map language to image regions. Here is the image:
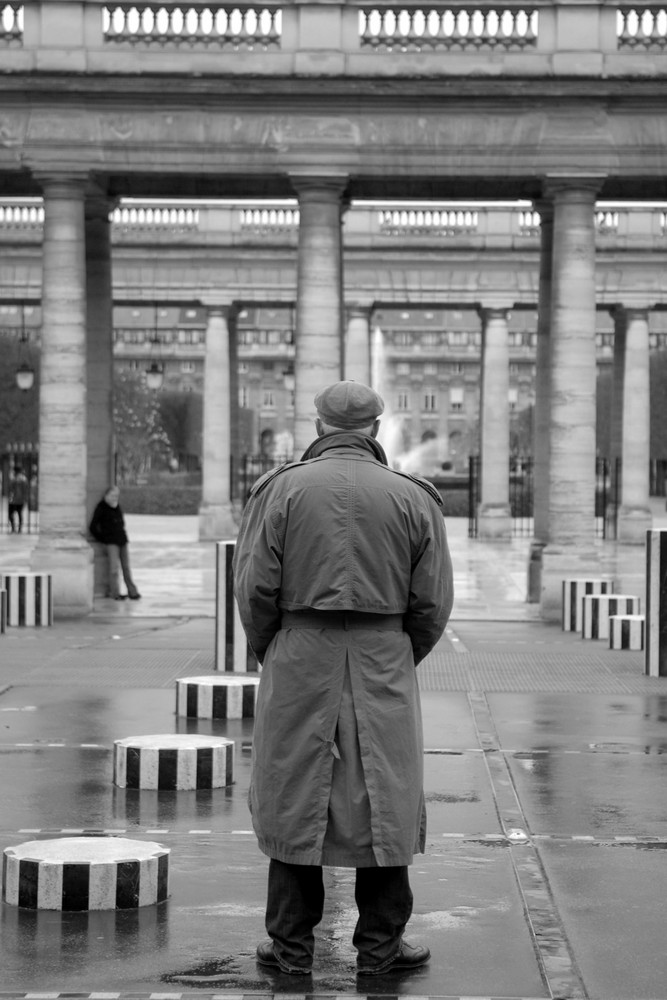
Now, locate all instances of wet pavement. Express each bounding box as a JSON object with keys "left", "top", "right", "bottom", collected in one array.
[{"left": 1, "top": 512, "right": 667, "bottom": 999}]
